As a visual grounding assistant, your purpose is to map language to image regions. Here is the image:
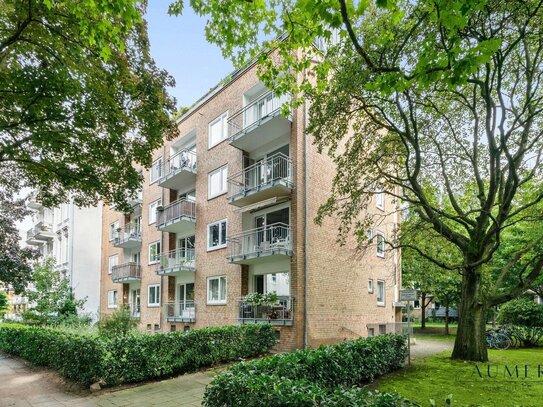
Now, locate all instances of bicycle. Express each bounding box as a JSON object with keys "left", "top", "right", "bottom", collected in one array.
[{"left": 485, "top": 328, "right": 513, "bottom": 350}]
